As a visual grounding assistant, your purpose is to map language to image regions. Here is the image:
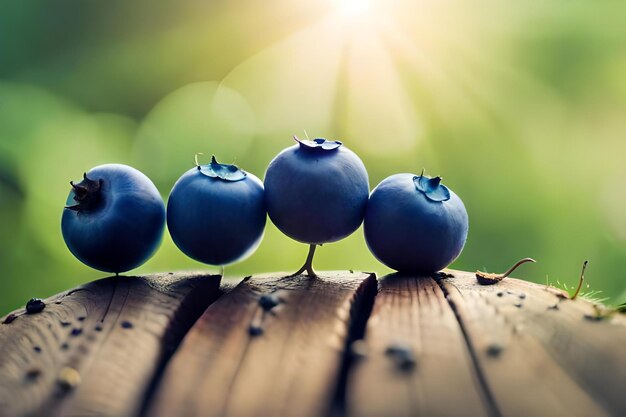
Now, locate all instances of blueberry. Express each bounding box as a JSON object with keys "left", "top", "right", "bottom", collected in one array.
[
  {"left": 62, "top": 164, "right": 165, "bottom": 274},
  {"left": 364, "top": 172, "right": 468, "bottom": 273},
  {"left": 167, "top": 155, "right": 266, "bottom": 266},
  {"left": 264, "top": 137, "right": 369, "bottom": 276}
]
